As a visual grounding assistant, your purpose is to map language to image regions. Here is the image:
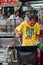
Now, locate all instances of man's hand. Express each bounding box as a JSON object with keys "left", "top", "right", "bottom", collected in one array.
[
  {"left": 16, "top": 34, "right": 21, "bottom": 45},
  {"left": 16, "top": 33, "right": 20, "bottom": 38},
  {"left": 14, "top": 29, "right": 21, "bottom": 45},
  {"left": 34, "top": 40, "right": 40, "bottom": 46}
]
